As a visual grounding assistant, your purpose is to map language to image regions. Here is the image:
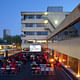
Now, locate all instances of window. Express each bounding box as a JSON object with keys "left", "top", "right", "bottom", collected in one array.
[
  {"left": 65, "top": 14, "right": 69, "bottom": 18},
  {"left": 36, "top": 15, "right": 42, "bottom": 19},
  {"left": 24, "top": 23, "right": 46, "bottom": 27},
  {"left": 51, "top": 21, "right": 80, "bottom": 41},
  {"left": 36, "top": 23, "right": 45, "bottom": 27},
  {"left": 25, "top": 24, "right": 34, "bottom": 27},
  {"left": 64, "top": 31, "right": 68, "bottom": 35},
  {"left": 26, "top": 32, "right": 35, "bottom": 35},
  {"left": 25, "top": 15, "right": 35, "bottom": 19},
  {"left": 24, "top": 15, "right": 43, "bottom": 19},
  {"left": 74, "top": 22, "right": 80, "bottom": 36},
  {"left": 37, "top": 32, "right": 48, "bottom": 35}
]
